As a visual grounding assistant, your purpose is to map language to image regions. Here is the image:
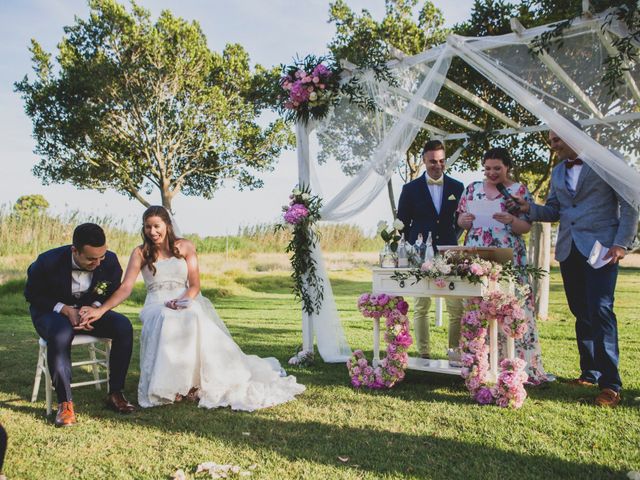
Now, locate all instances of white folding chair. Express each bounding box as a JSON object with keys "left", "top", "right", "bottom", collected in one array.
[{"left": 31, "top": 334, "right": 111, "bottom": 415}]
